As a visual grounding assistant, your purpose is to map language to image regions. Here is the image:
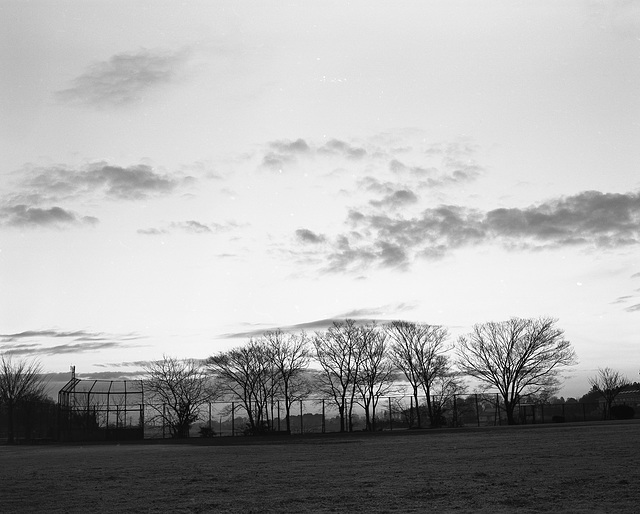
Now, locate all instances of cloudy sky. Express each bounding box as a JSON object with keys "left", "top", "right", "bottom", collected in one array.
[{"left": 1, "top": 1, "right": 639, "bottom": 397}]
